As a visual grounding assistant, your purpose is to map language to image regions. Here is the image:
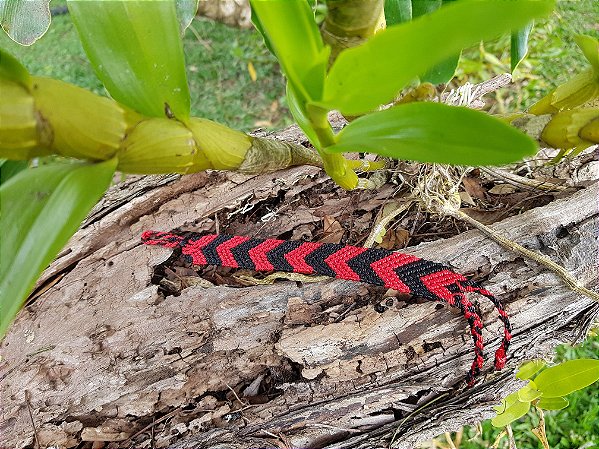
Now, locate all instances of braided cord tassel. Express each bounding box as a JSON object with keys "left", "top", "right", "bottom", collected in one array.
[
  {"left": 461, "top": 281, "right": 512, "bottom": 370},
  {"left": 142, "top": 231, "right": 511, "bottom": 385}
]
